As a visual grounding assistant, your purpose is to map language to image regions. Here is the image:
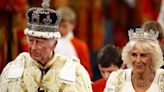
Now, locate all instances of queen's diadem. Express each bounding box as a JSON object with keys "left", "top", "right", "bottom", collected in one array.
[{"left": 128, "top": 28, "right": 159, "bottom": 41}]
